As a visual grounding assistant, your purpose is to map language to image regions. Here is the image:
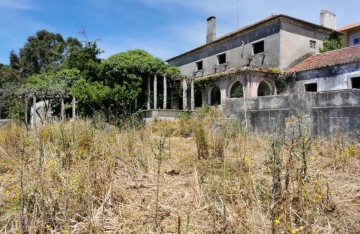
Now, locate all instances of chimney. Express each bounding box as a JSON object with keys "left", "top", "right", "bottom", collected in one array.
[
  {"left": 320, "top": 10, "right": 336, "bottom": 30},
  {"left": 206, "top": 16, "right": 216, "bottom": 43}
]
